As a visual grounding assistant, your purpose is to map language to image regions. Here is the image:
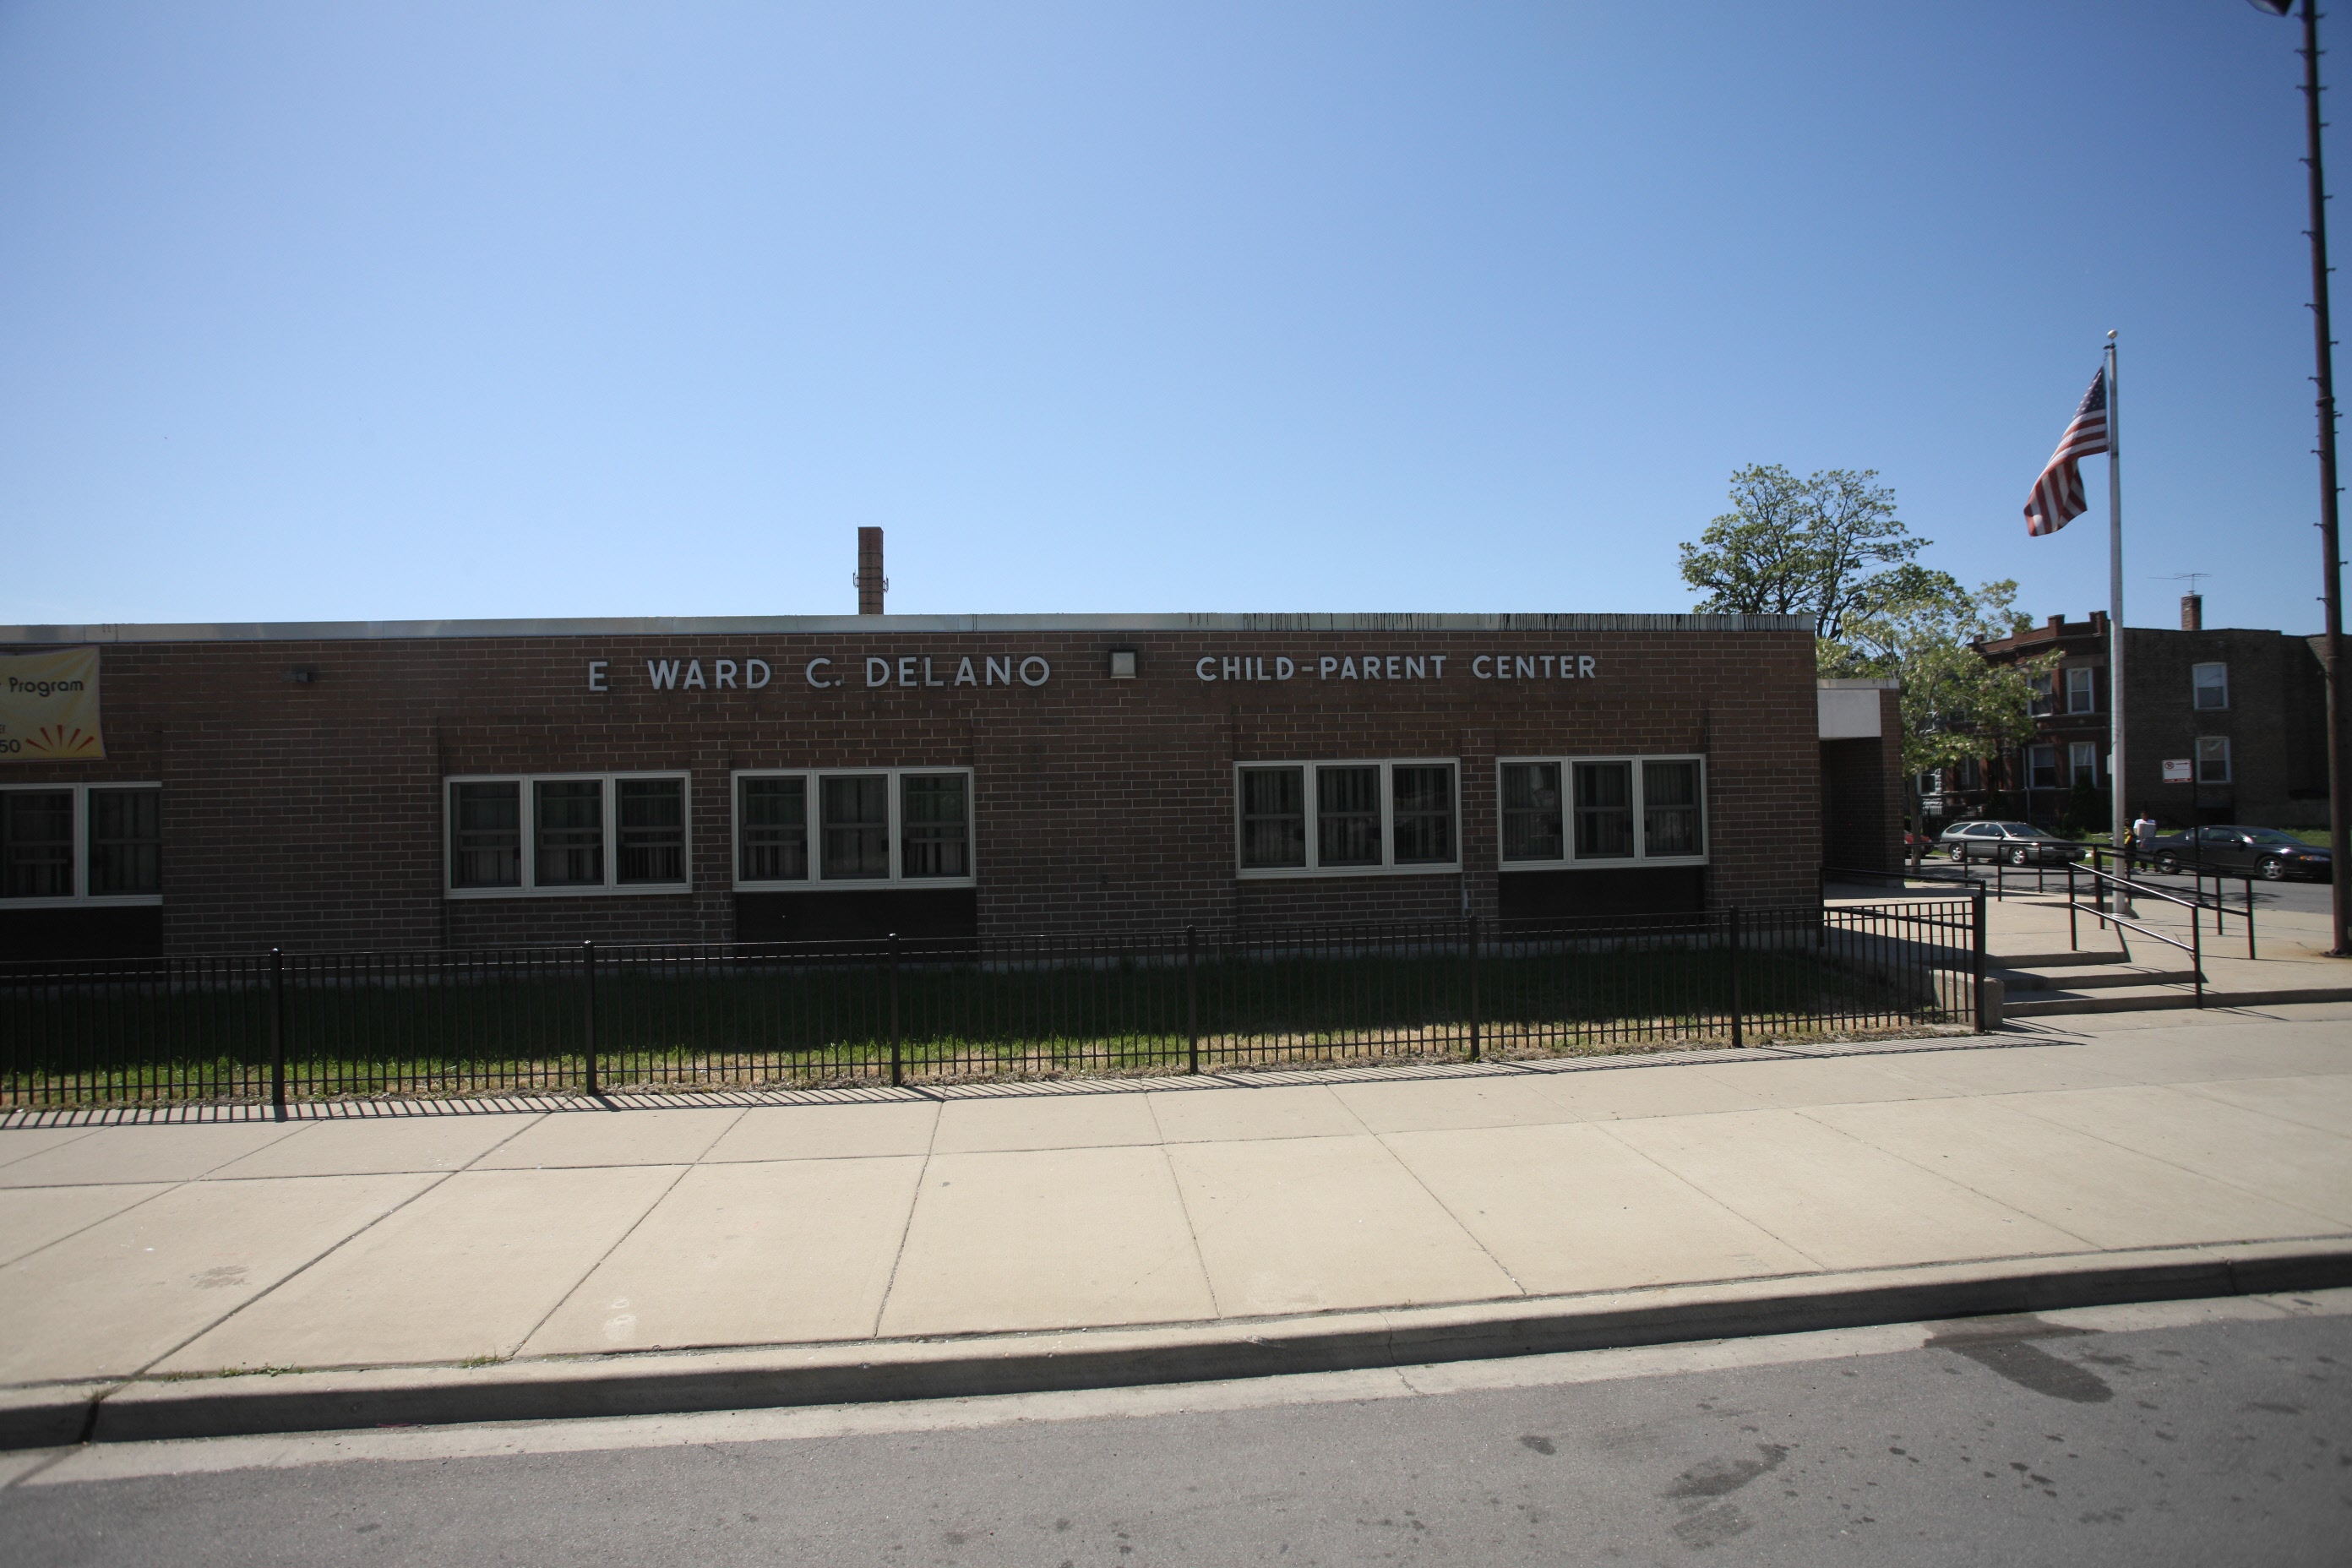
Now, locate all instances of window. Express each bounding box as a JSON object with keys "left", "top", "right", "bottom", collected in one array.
[
  {"left": 2192, "top": 662, "right": 2229, "bottom": 711},
  {"left": 1391, "top": 765, "right": 1456, "bottom": 864},
  {"left": 2196, "top": 736, "right": 2231, "bottom": 785},
  {"left": 1498, "top": 755, "right": 1707, "bottom": 867},
  {"left": 616, "top": 779, "right": 686, "bottom": 885},
  {"left": 900, "top": 774, "right": 970, "bottom": 879},
  {"left": 738, "top": 776, "right": 808, "bottom": 882},
  {"left": 1500, "top": 762, "right": 1564, "bottom": 862},
  {"left": 1234, "top": 761, "right": 1460, "bottom": 876},
  {"left": 2066, "top": 667, "right": 2098, "bottom": 715},
  {"left": 2029, "top": 672, "right": 2055, "bottom": 717},
  {"left": 2069, "top": 742, "right": 2099, "bottom": 786},
  {"left": 1239, "top": 767, "right": 1306, "bottom": 870},
  {"left": 2027, "top": 745, "right": 2059, "bottom": 790},
  {"left": 821, "top": 776, "right": 890, "bottom": 879},
  {"left": 732, "top": 768, "right": 975, "bottom": 887},
  {"left": 449, "top": 782, "right": 521, "bottom": 889},
  {"left": 444, "top": 774, "right": 689, "bottom": 896},
  {"left": 1643, "top": 760, "right": 1702, "bottom": 856},
  {"left": 0, "top": 784, "right": 161, "bottom": 905},
  {"left": 1952, "top": 757, "right": 1981, "bottom": 790}
]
